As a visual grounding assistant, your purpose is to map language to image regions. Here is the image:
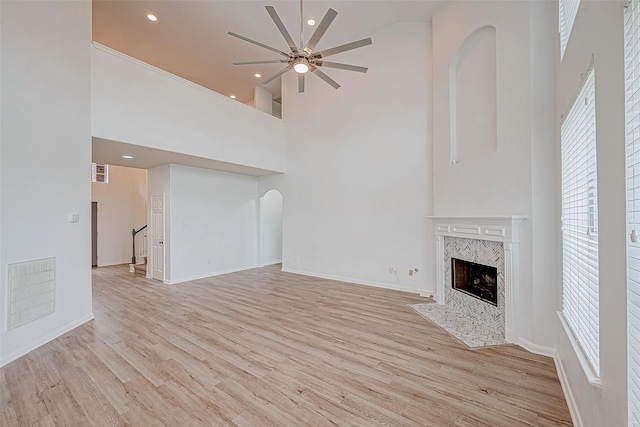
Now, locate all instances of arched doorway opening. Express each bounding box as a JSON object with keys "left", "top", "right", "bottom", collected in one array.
[{"left": 259, "top": 189, "right": 283, "bottom": 267}]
